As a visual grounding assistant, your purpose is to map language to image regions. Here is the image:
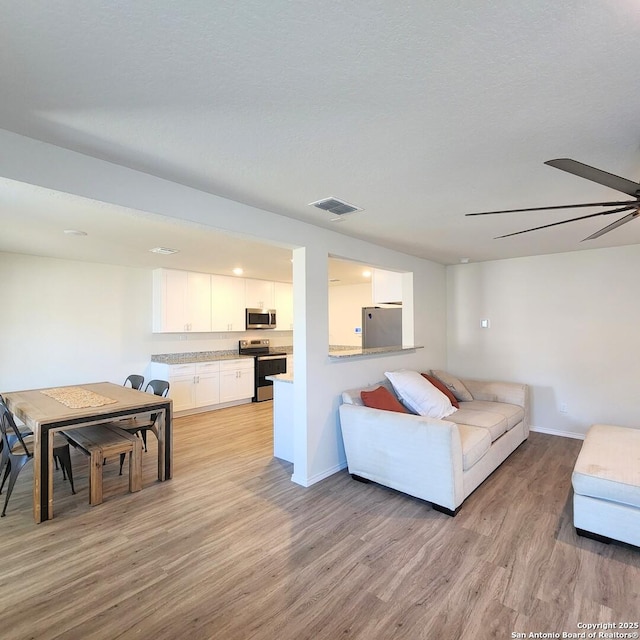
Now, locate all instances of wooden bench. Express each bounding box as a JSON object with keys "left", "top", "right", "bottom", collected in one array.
[{"left": 62, "top": 424, "right": 142, "bottom": 505}]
